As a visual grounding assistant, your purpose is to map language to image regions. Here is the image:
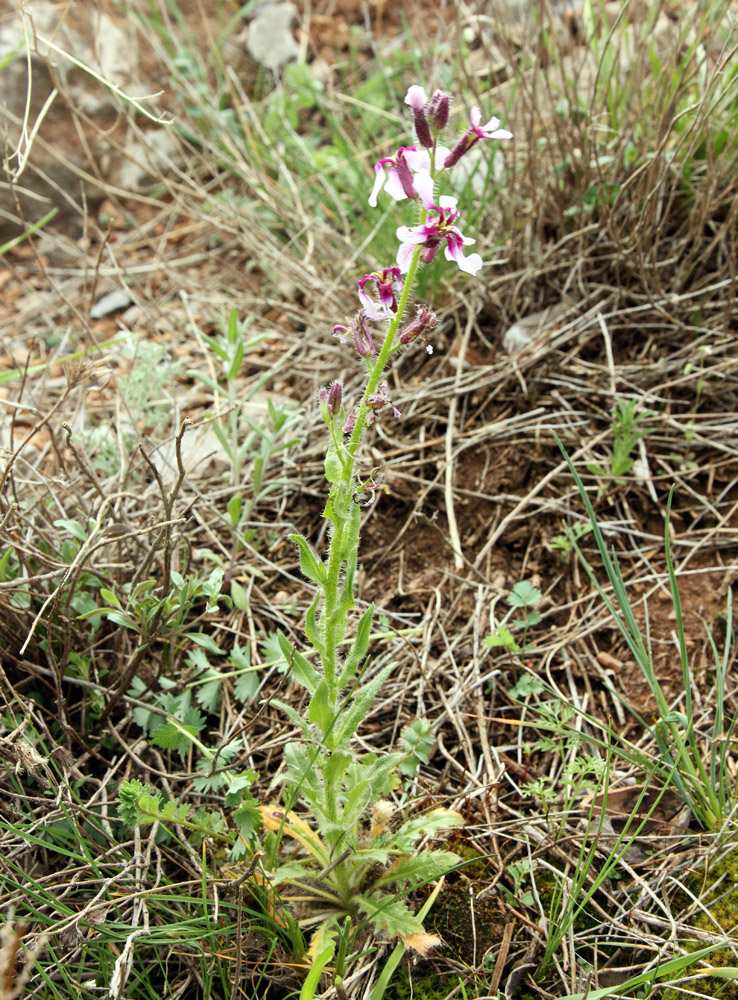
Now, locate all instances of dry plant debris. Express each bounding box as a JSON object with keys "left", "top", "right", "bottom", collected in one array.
[{"left": 1, "top": 0, "right": 738, "bottom": 998}]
